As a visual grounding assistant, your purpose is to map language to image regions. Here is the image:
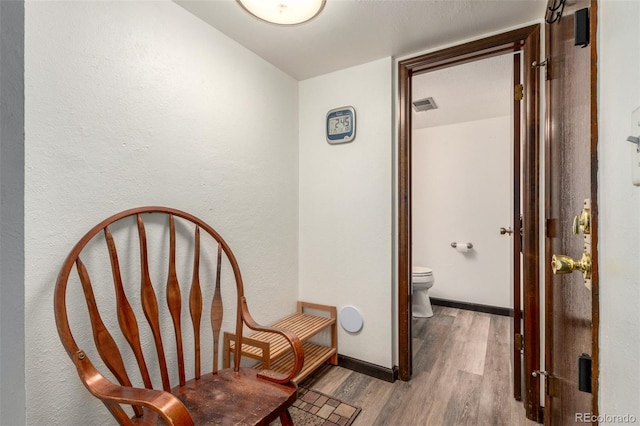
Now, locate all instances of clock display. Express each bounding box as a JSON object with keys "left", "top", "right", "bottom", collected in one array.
[{"left": 328, "top": 116, "right": 352, "bottom": 136}]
